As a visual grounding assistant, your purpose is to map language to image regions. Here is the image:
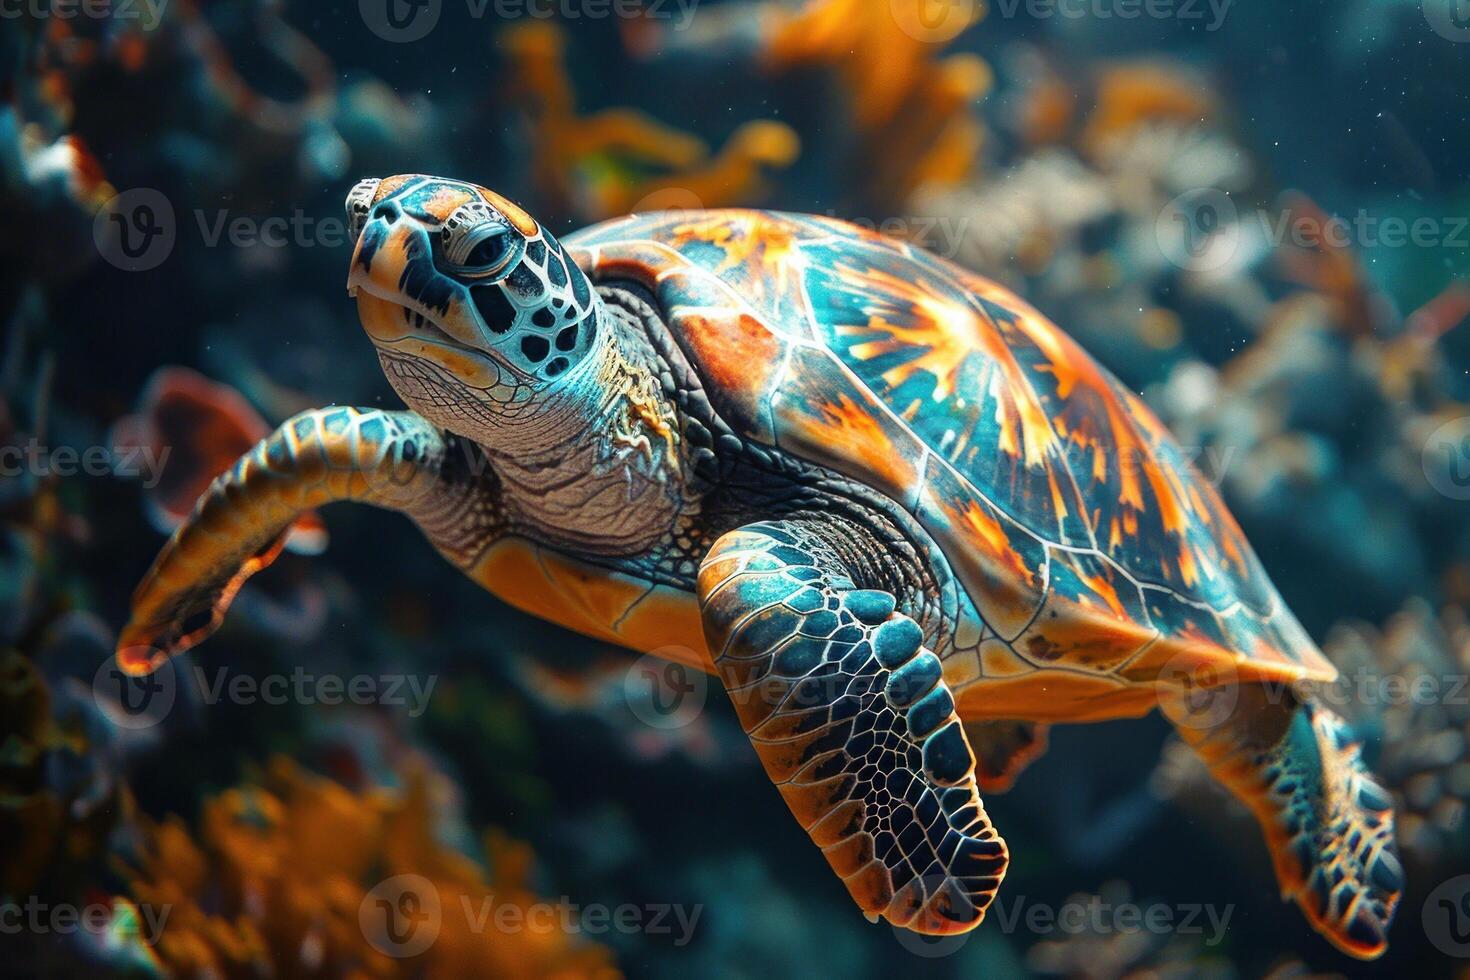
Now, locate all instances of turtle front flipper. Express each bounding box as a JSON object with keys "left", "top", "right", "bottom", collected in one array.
[
  {"left": 697, "top": 520, "right": 1008, "bottom": 935},
  {"left": 1167, "top": 684, "right": 1401, "bottom": 959},
  {"left": 119, "top": 407, "right": 493, "bottom": 674}
]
